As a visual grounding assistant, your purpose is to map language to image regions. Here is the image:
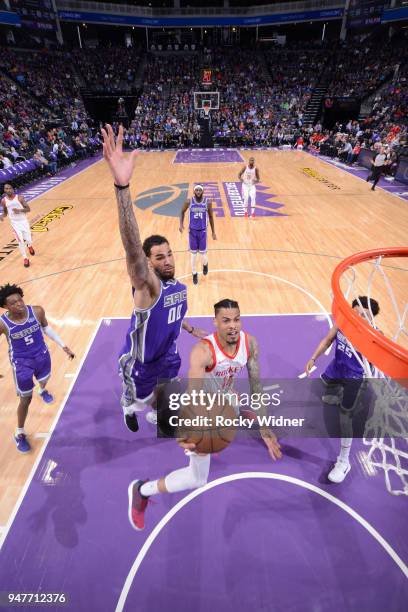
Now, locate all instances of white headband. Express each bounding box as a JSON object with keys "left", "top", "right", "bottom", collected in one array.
[{"left": 194, "top": 184, "right": 204, "bottom": 192}]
